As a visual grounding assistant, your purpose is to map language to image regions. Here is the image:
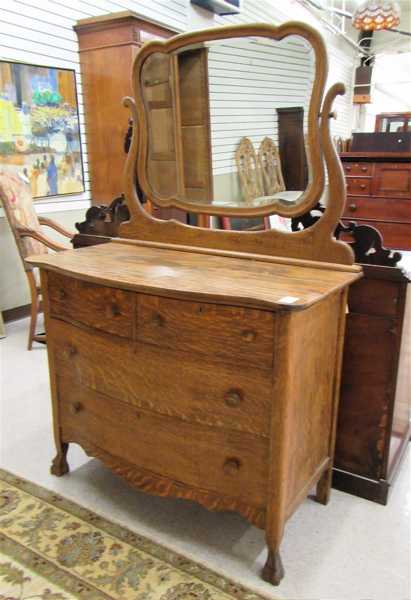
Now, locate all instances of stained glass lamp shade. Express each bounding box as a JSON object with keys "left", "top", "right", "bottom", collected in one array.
[{"left": 353, "top": 1, "right": 401, "bottom": 31}]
